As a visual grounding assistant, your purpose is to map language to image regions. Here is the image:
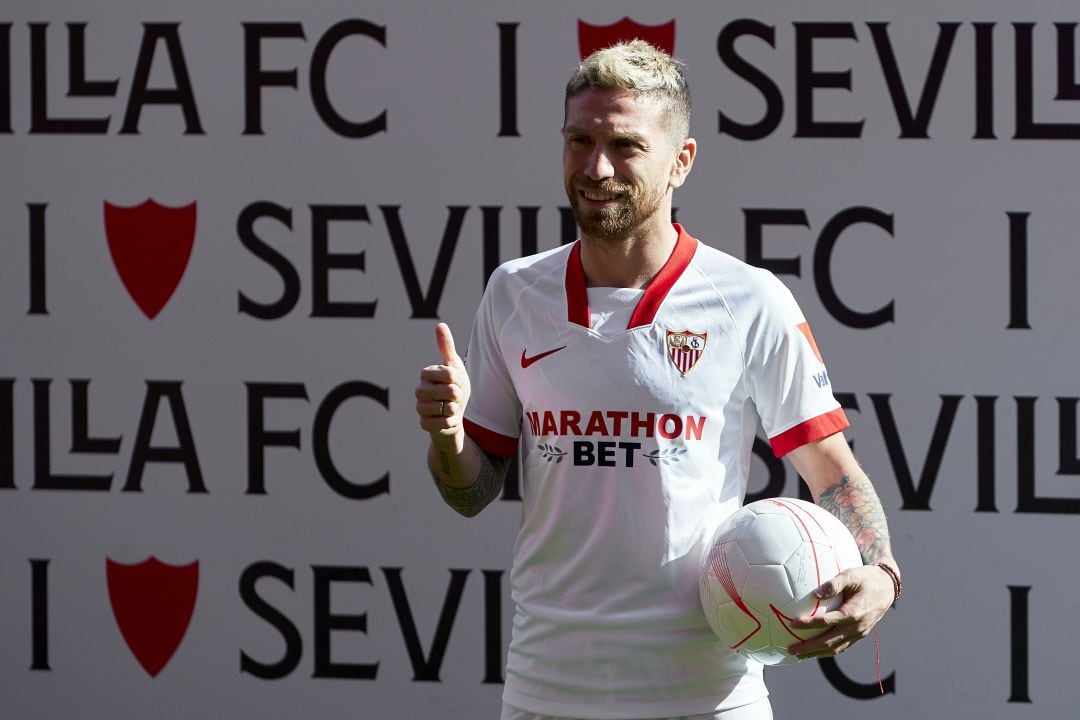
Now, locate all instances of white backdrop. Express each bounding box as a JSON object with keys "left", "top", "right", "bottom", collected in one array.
[{"left": 2, "top": 2, "right": 1077, "bottom": 718}]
